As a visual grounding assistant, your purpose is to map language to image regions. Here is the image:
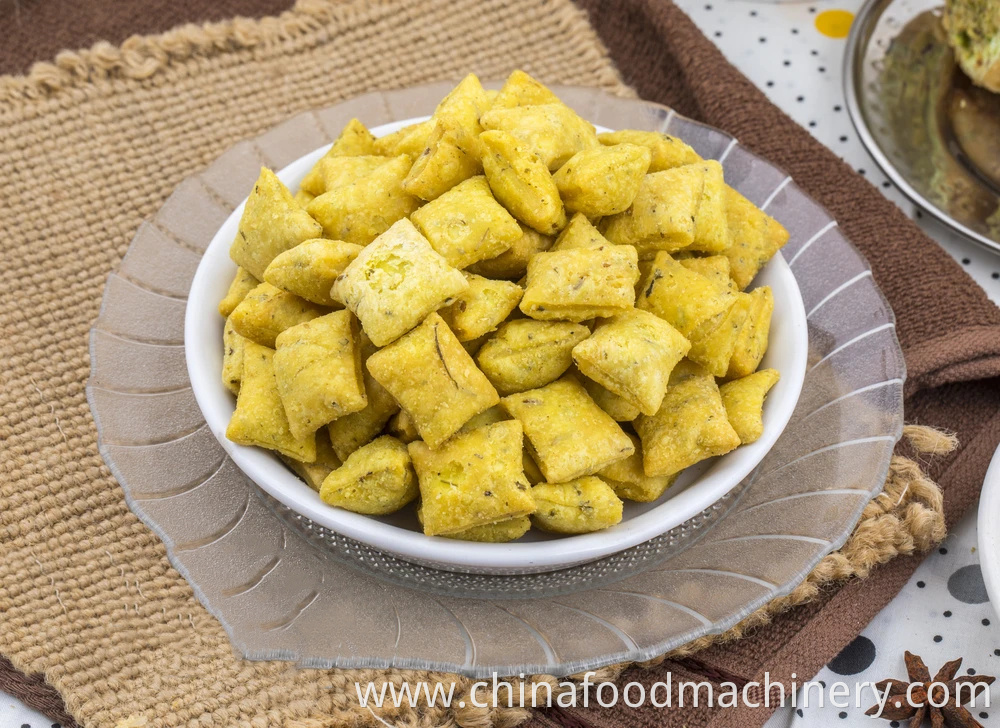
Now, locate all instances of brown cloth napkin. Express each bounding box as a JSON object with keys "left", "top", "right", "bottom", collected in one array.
[
  {"left": 0, "top": 0, "right": 295, "bottom": 76},
  {"left": 2, "top": 1, "right": 1000, "bottom": 727}
]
